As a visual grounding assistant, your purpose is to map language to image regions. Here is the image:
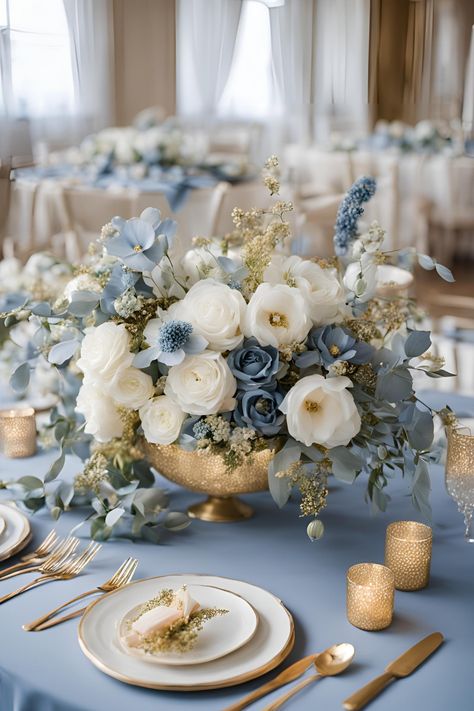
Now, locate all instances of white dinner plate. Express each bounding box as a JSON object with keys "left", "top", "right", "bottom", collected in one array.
[
  {"left": 79, "top": 574, "right": 294, "bottom": 691},
  {"left": 118, "top": 584, "right": 258, "bottom": 666},
  {"left": 0, "top": 503, "right": 31, "bottom": 561},
  {"left": 0, "top": 515, "right": 5, "bottom": 538}
]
